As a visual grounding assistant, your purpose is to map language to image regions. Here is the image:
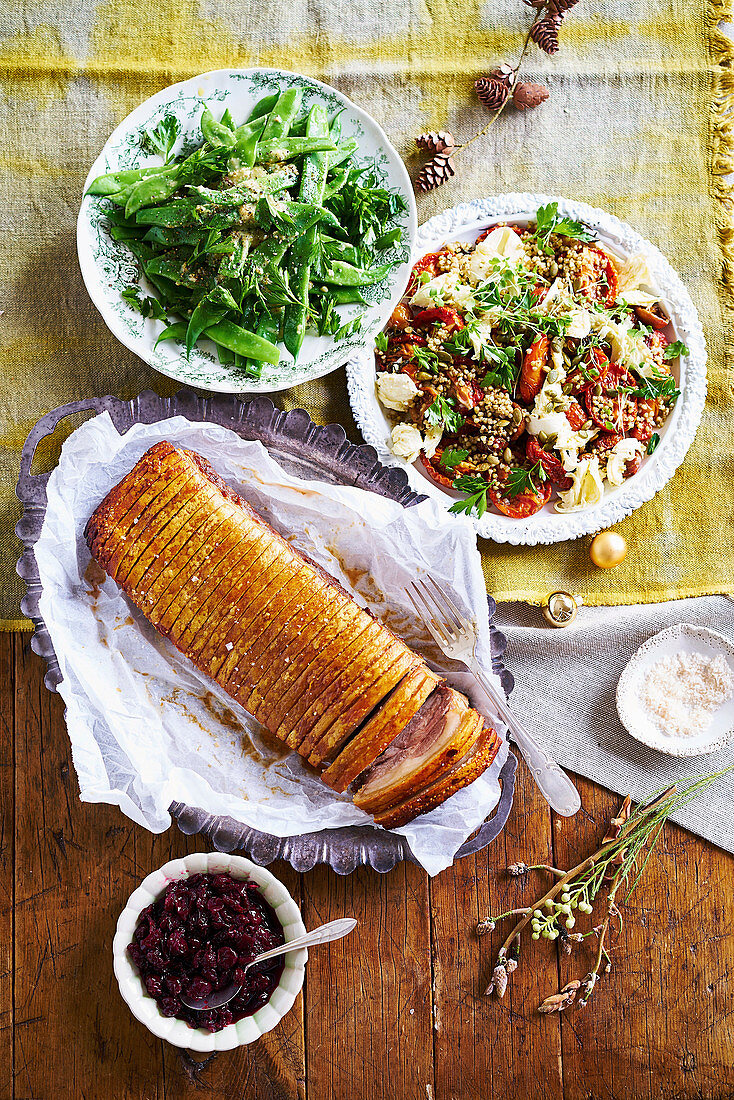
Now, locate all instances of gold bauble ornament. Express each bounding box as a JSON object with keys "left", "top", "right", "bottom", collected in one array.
[
  {"left": 590, "top": 531, "right": 628, "bottom": 569},
  {"left": 542, "top": 591, "right": 582, "bottom": 628}
]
